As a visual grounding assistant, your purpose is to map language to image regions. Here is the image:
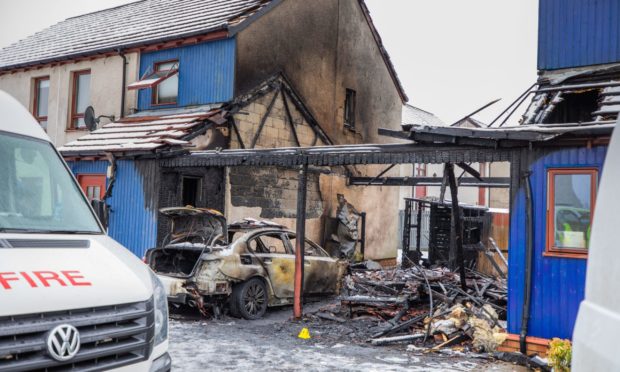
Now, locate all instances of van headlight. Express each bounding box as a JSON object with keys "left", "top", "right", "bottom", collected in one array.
[{"left": 150, "top": 270, "right": 168, "bottom": 346}]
